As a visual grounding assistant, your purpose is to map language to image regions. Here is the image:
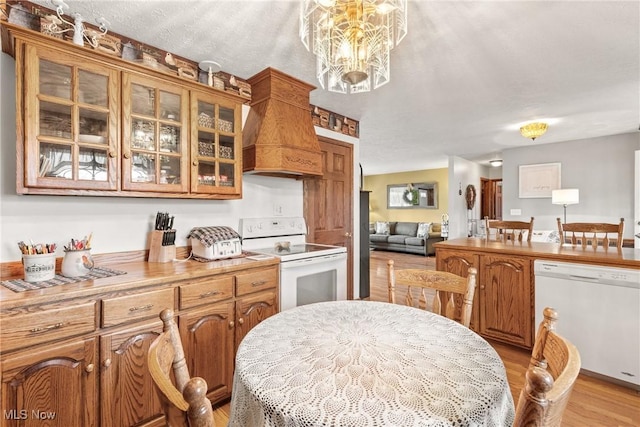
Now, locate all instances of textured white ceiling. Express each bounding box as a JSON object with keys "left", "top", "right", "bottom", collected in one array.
[{"left": 31, "top": 0, "right": 640, "bottom": 175}]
